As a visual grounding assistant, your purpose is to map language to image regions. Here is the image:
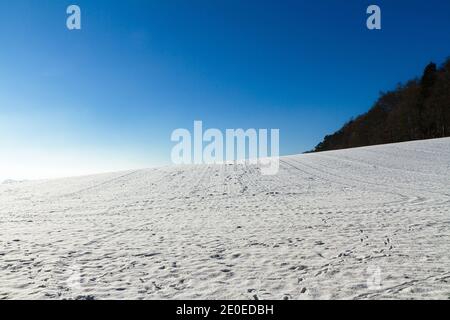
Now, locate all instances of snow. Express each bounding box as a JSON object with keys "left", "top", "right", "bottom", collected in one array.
[{"left": 1, "top": 138, "right": 450, "bottom": 300}]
